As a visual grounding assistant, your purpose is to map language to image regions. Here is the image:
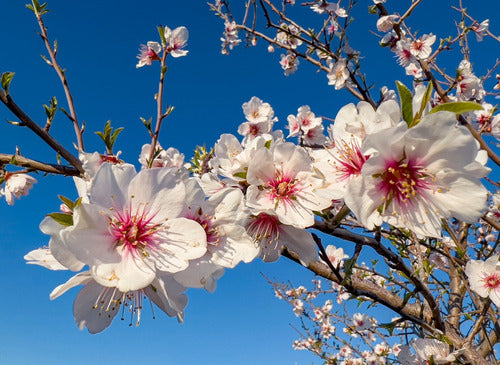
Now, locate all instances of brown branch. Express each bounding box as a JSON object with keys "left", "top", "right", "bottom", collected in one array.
[
  {"left": 0, "top": 153, "right": 79, "bottom": 176},
  {"left": 34, "top": 9, "right": 84, "bottom": 151},
  {"left": 0, "top": 89, "right": 84, "bottom": 174}
]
